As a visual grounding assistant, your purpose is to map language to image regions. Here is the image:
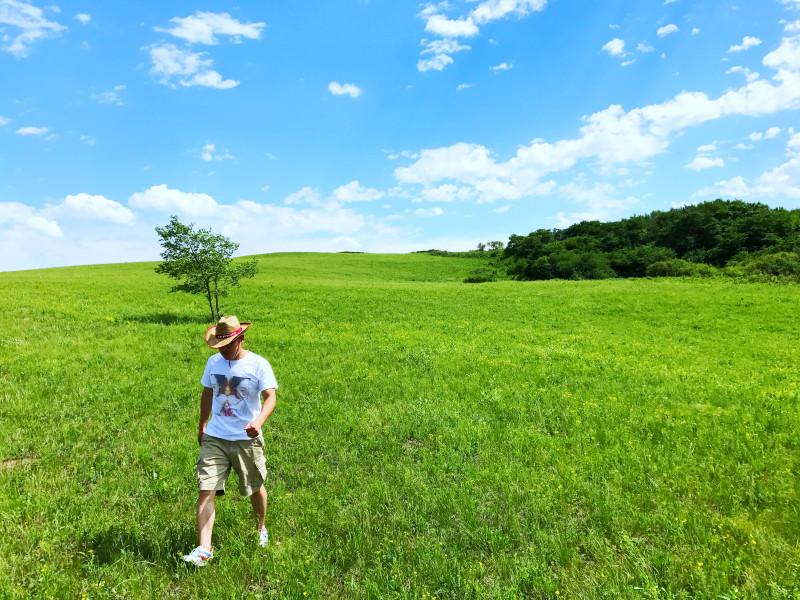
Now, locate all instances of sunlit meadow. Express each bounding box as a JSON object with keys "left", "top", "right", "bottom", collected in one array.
[{"left": 1, "top": 253, "right": 799, "bottom": 598}]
